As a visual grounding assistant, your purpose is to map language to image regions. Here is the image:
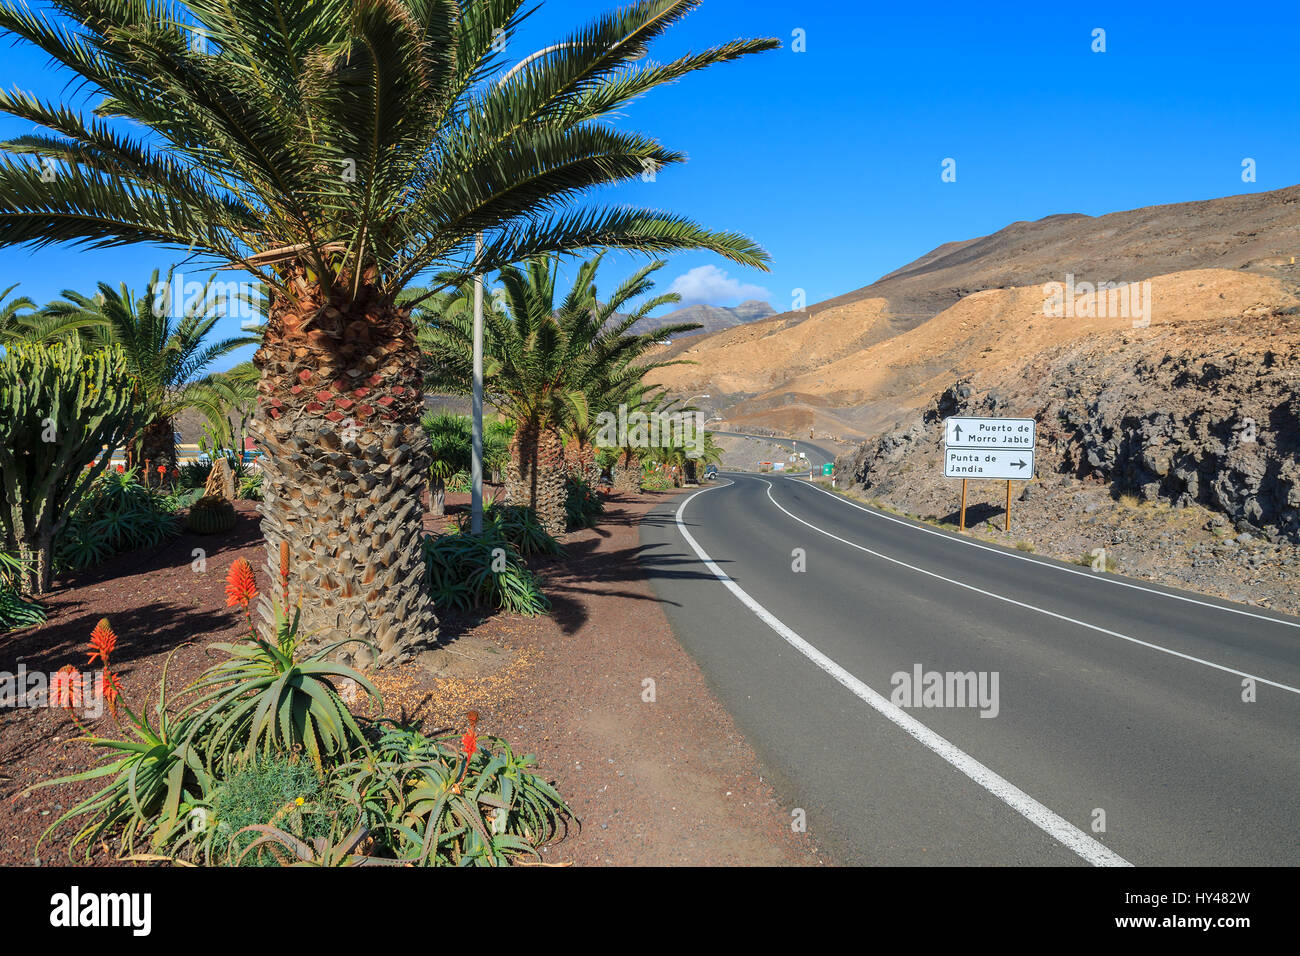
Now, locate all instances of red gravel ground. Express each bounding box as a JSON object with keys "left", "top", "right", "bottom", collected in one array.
[{"left": 1, "top": 491, "right": 825, "bottom": 866}]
